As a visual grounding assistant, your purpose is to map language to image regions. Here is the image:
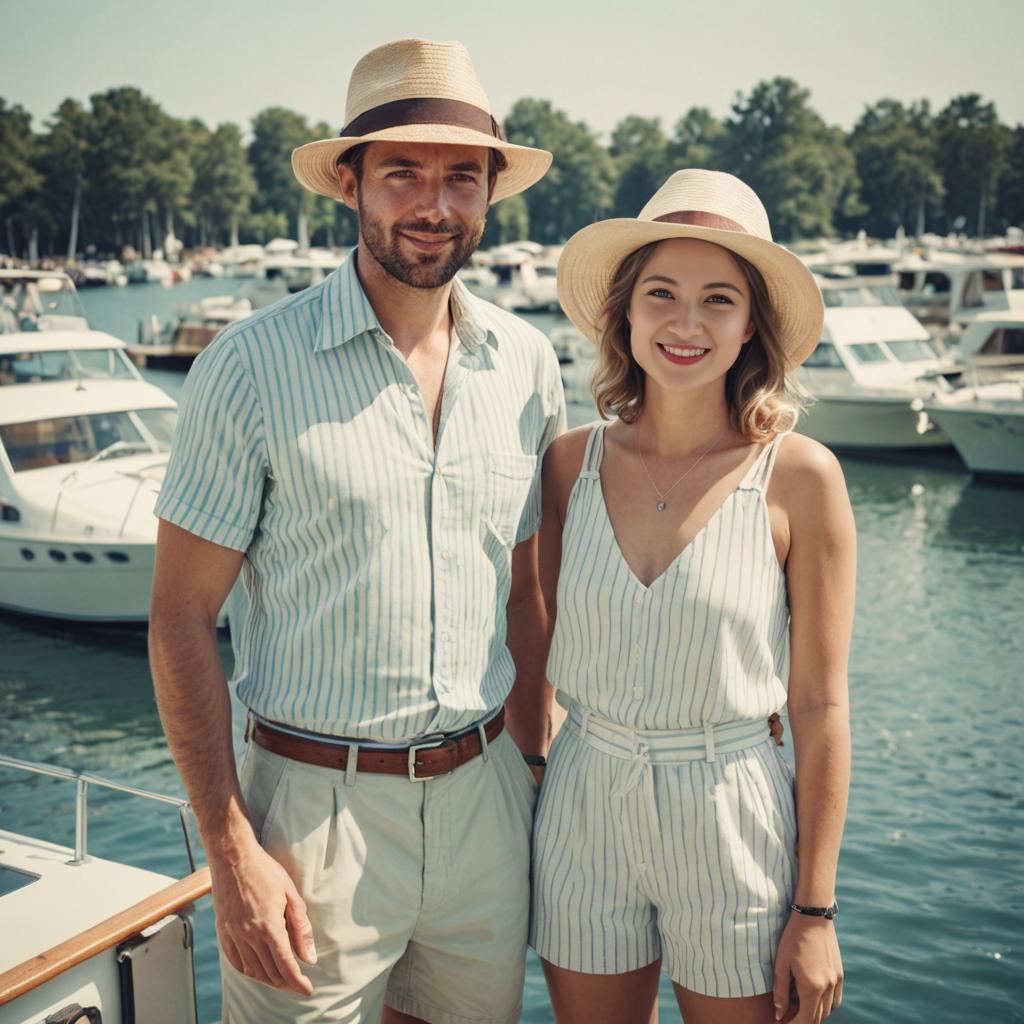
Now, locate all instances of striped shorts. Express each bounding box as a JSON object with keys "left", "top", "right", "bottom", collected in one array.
[{"left": 530, "top": 703, "right": 798, "bottom": 998}]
